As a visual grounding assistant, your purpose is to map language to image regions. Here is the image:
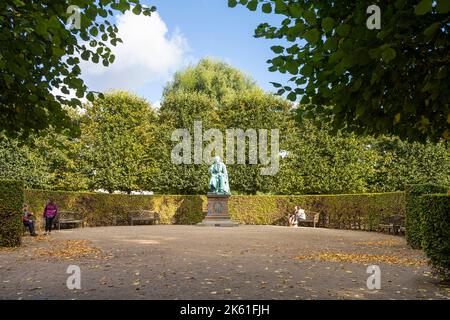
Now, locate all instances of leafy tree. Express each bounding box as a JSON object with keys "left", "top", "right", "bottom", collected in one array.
[
  {"left": 220, "top": 89, "right": 297, "bottom": 194},
  {"left": 81, "top": 91, "right": 159, "bottom": 193},
  {"left": 276, "top": 119, "right": 378, "bottom": 194},
  {"left": 157, "top": 91, "right": 218, "bottom": 194},
  {"left": 367, "top": 136, "right": 450, "bottom": 192},
  {"left": 228, "top": 0, "right": 450, "bottom": 142},
  {"left": 0, "top": 0, "right": 156, "bottom": 138},
  {"left": 31, "top": 115, "right": 90, "bottom": 191},
  {"left": 0, "top": 136, "right": 51, "bottom": 189},
  {"left": 163, "top": 58, "right": 258, "bottom": 104}
]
